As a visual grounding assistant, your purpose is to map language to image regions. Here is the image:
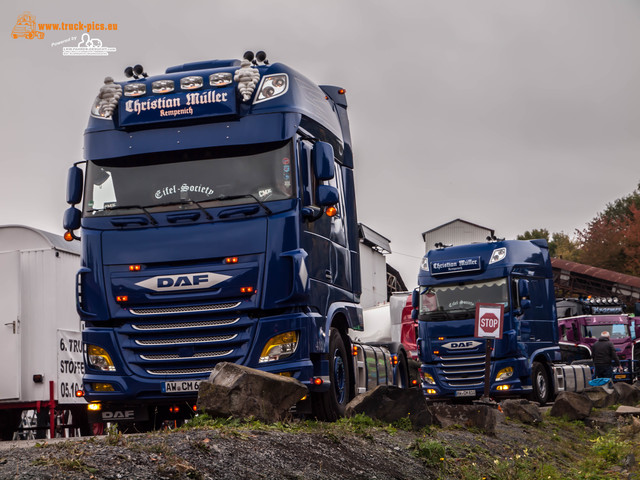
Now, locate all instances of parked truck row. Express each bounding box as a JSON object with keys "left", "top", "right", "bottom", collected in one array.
[{"left": 5, "top": 53, "right": 637, "bottom": 440}]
